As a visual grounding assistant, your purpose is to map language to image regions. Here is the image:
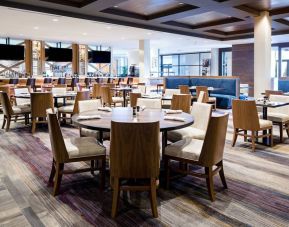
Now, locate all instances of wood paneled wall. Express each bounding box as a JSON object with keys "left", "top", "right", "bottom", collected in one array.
[
  {"left": 25, "top": 40, "right": 33, "bottom": 76},
  {"left": 232, "top": 43, "right": 254, "bottom": 96}
]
